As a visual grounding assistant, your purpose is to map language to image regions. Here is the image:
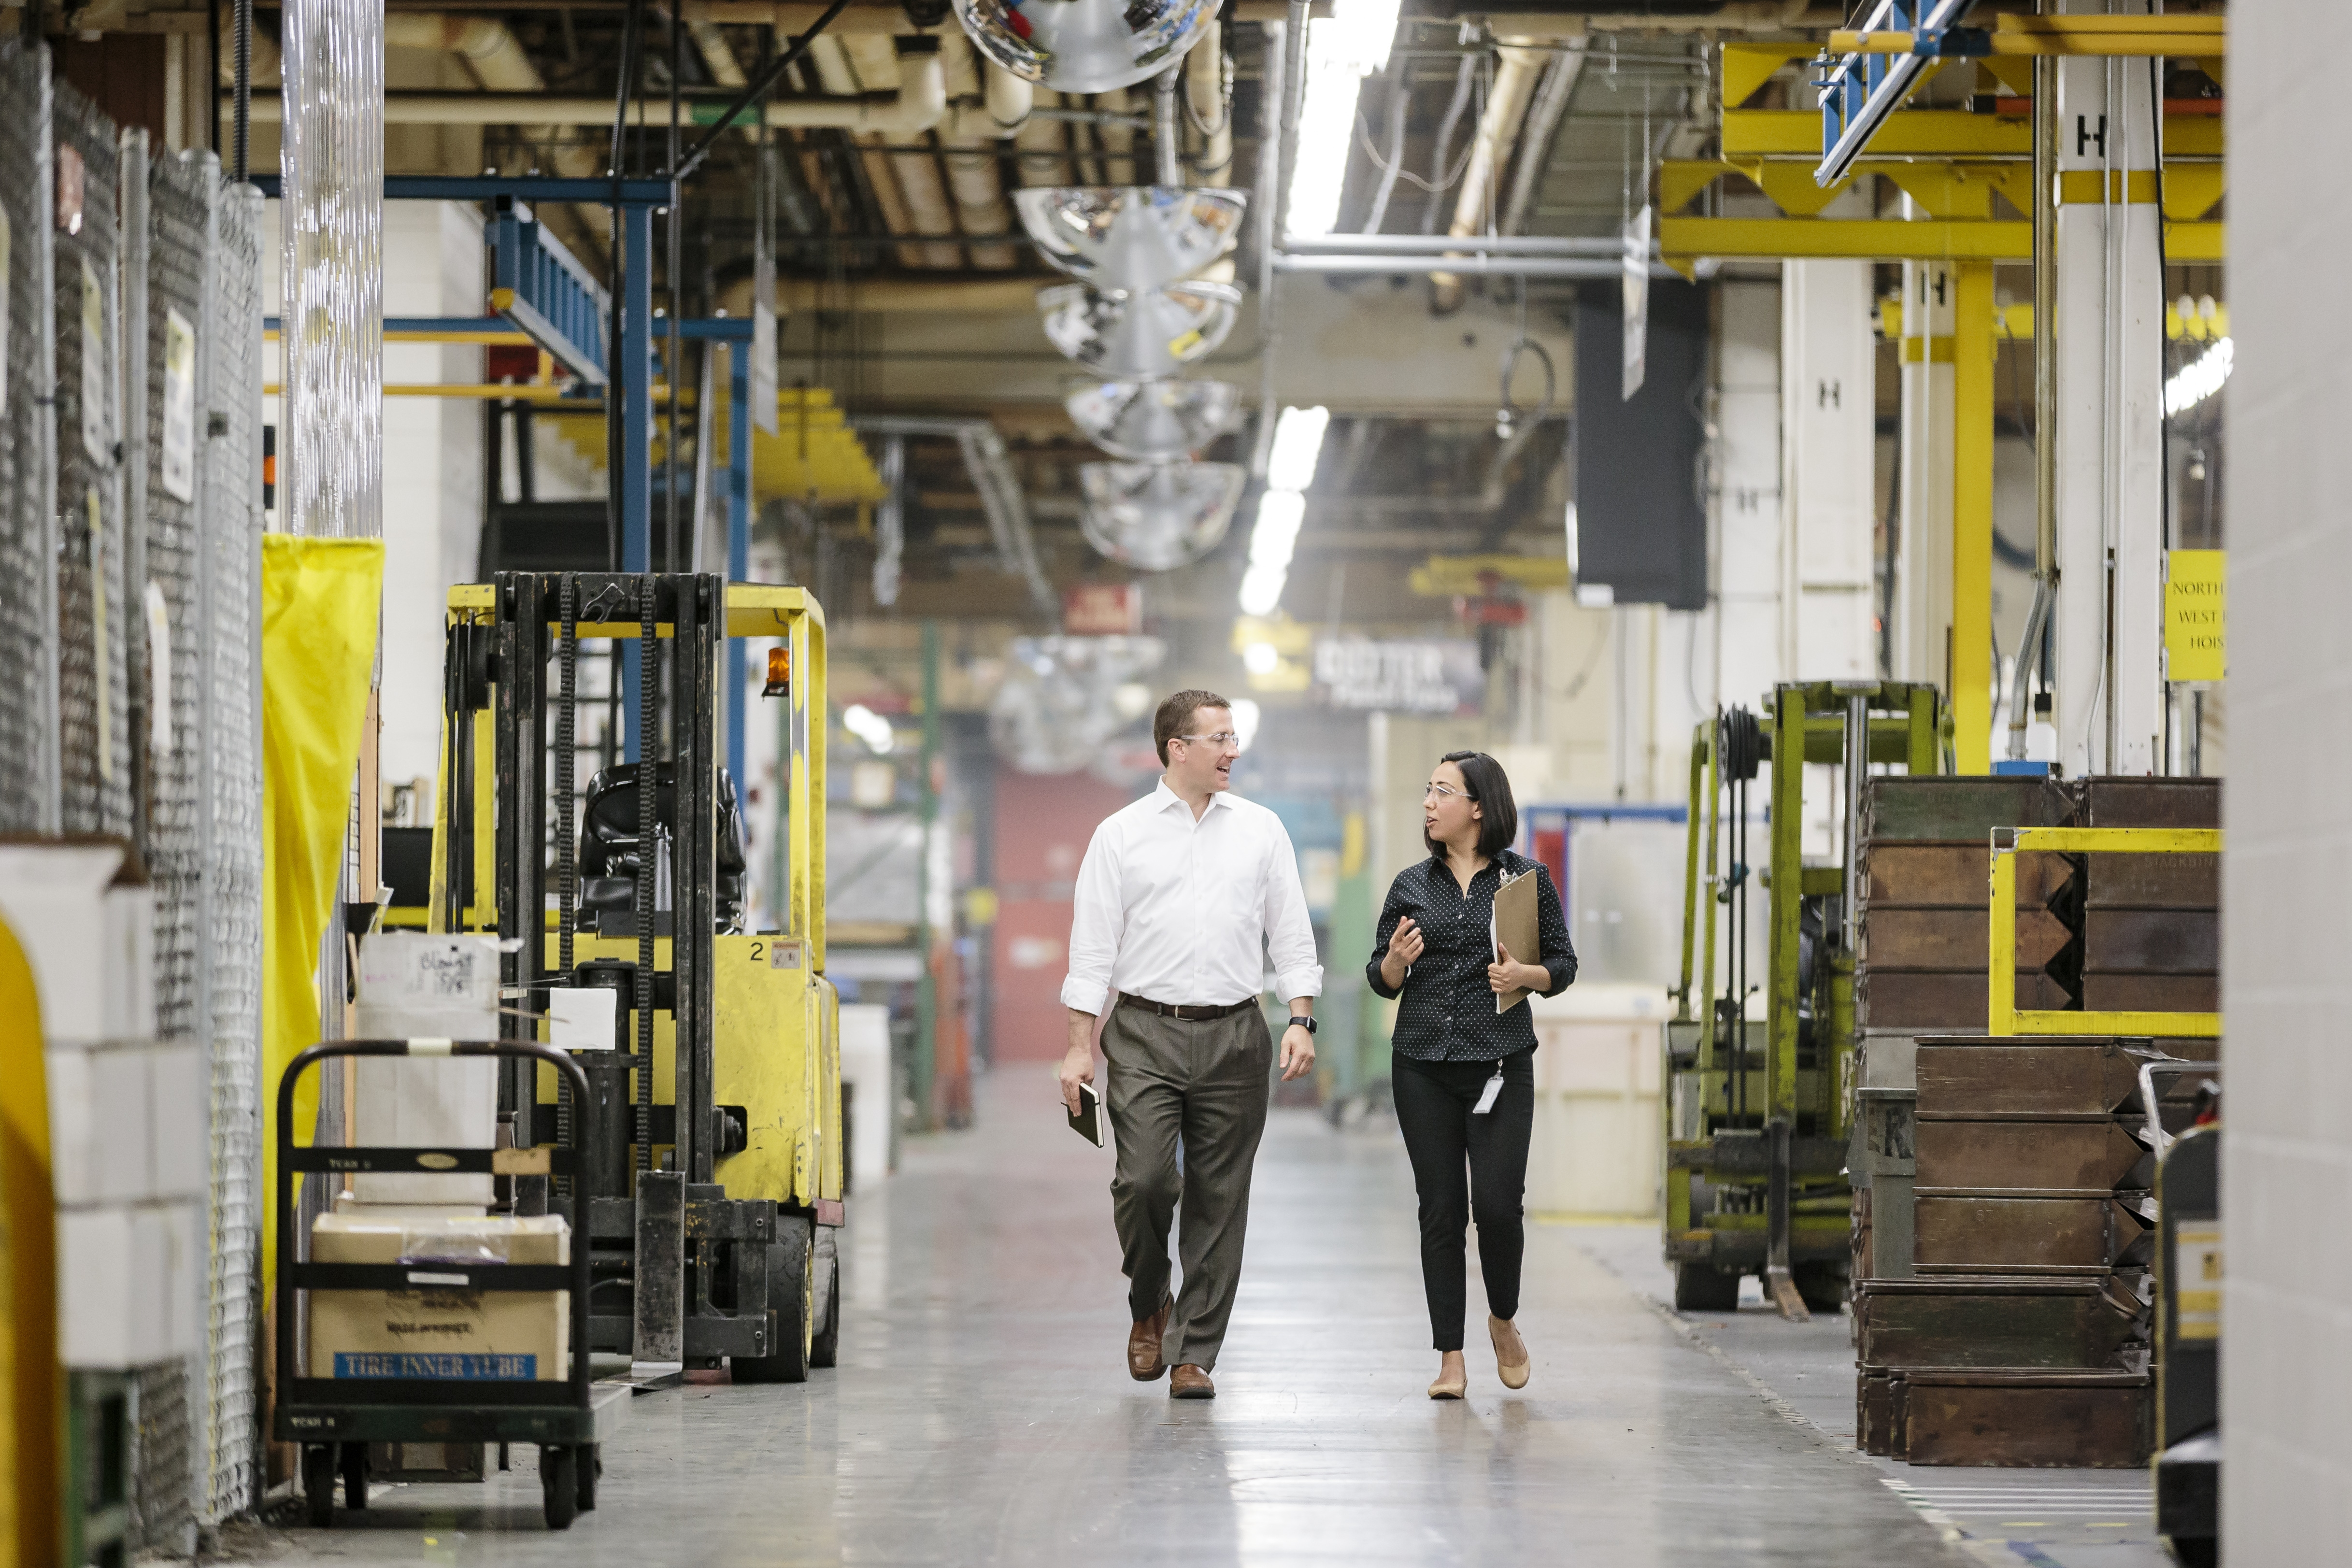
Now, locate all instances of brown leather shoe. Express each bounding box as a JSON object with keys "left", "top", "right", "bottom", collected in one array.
[
  {"left": 1127, "top": 1294, "right": 1172, "bottom": 1382},
  {"left": 1169, "top": 1364, "right": 1215, "bottom": 1399}
]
